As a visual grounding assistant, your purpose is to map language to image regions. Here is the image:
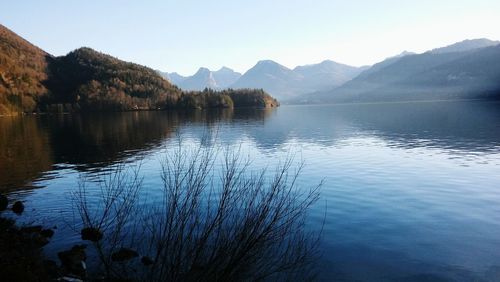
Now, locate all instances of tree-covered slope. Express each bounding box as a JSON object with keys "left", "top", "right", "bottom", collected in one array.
[
  {"left": 46, "top": 47, "right": 183, "bottom": 111},
  {"left": 0, "top": 24, "right": 50, "bottom": 114}
]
